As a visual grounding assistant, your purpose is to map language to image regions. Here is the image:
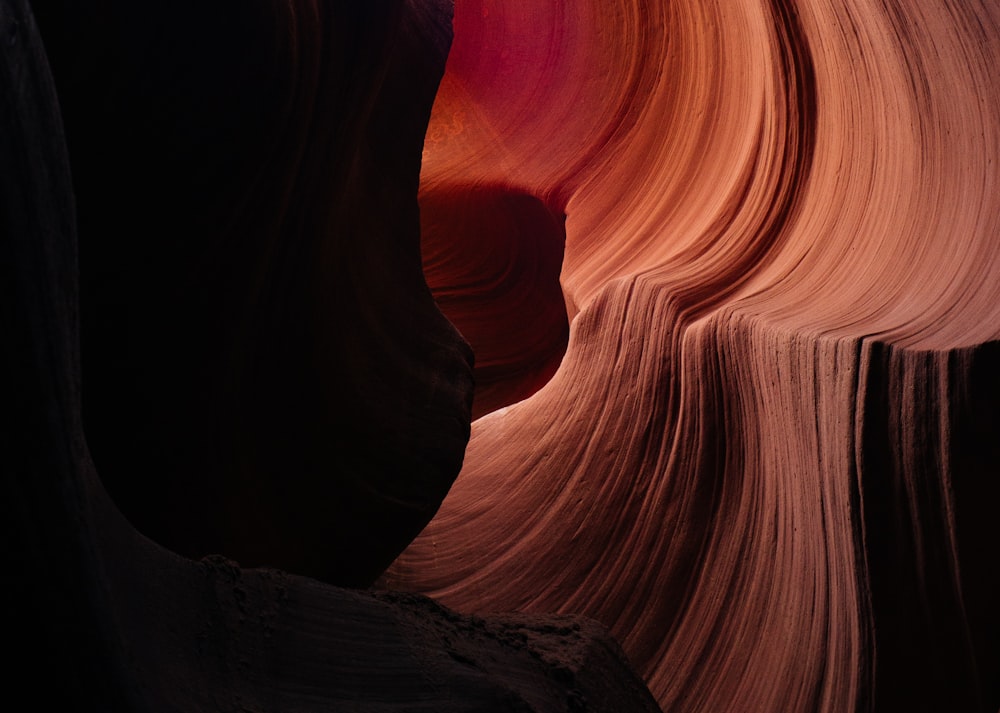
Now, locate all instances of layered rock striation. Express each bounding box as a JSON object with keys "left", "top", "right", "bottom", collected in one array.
[
  {"left": 388, "top": 0, "right": 1000, "bottom": 710},
  {"left": 8, "top": 0, "right": 1000, "bottom": 709}
]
